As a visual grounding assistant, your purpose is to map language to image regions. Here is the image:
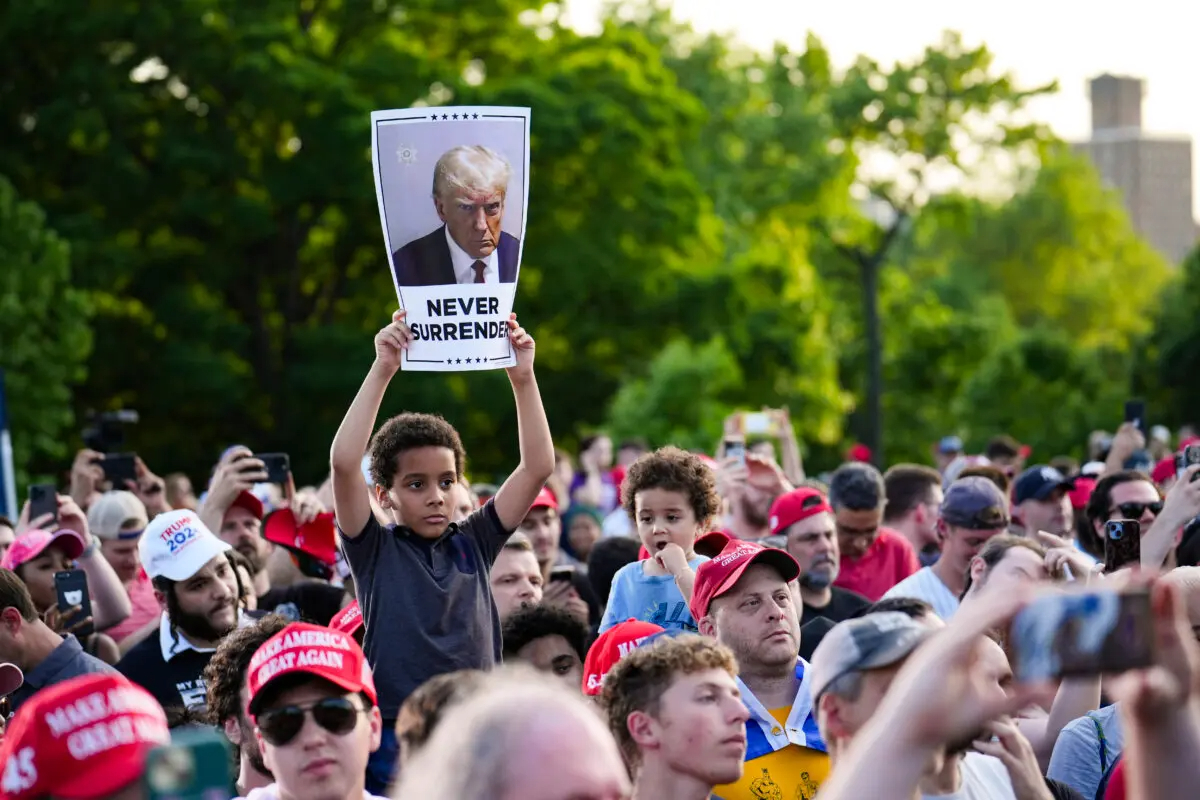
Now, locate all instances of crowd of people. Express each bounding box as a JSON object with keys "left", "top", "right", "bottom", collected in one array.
[{"left": 1, "top": 308, "right": 1200, "bottom": 800}]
